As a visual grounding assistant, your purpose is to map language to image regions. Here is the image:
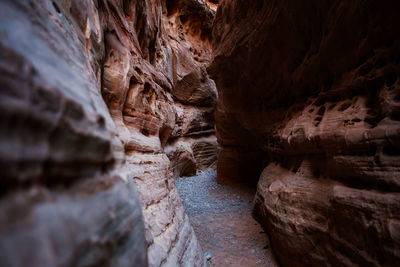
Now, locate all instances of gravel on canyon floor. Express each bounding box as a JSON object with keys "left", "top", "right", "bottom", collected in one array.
[{"left": 176, "top": 170, "right": 278, "bottom": 267}]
